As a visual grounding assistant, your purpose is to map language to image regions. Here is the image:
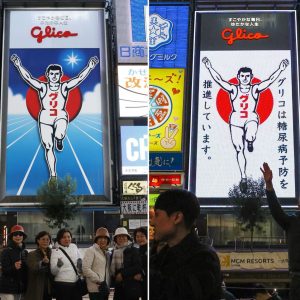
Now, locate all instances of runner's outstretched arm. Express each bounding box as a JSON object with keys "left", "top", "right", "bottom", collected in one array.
[
  {"left": 256, "top": 59, "right": 289, "bottom": 93},
  {"left": 202, "top": 57, "right": 235, "bottom": 94},
  {"left": 64, "top": 56, "right": 99, "bottom": 91},
  {"left": 10, "top": 54, "right": 43, "bottom": 91}
]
